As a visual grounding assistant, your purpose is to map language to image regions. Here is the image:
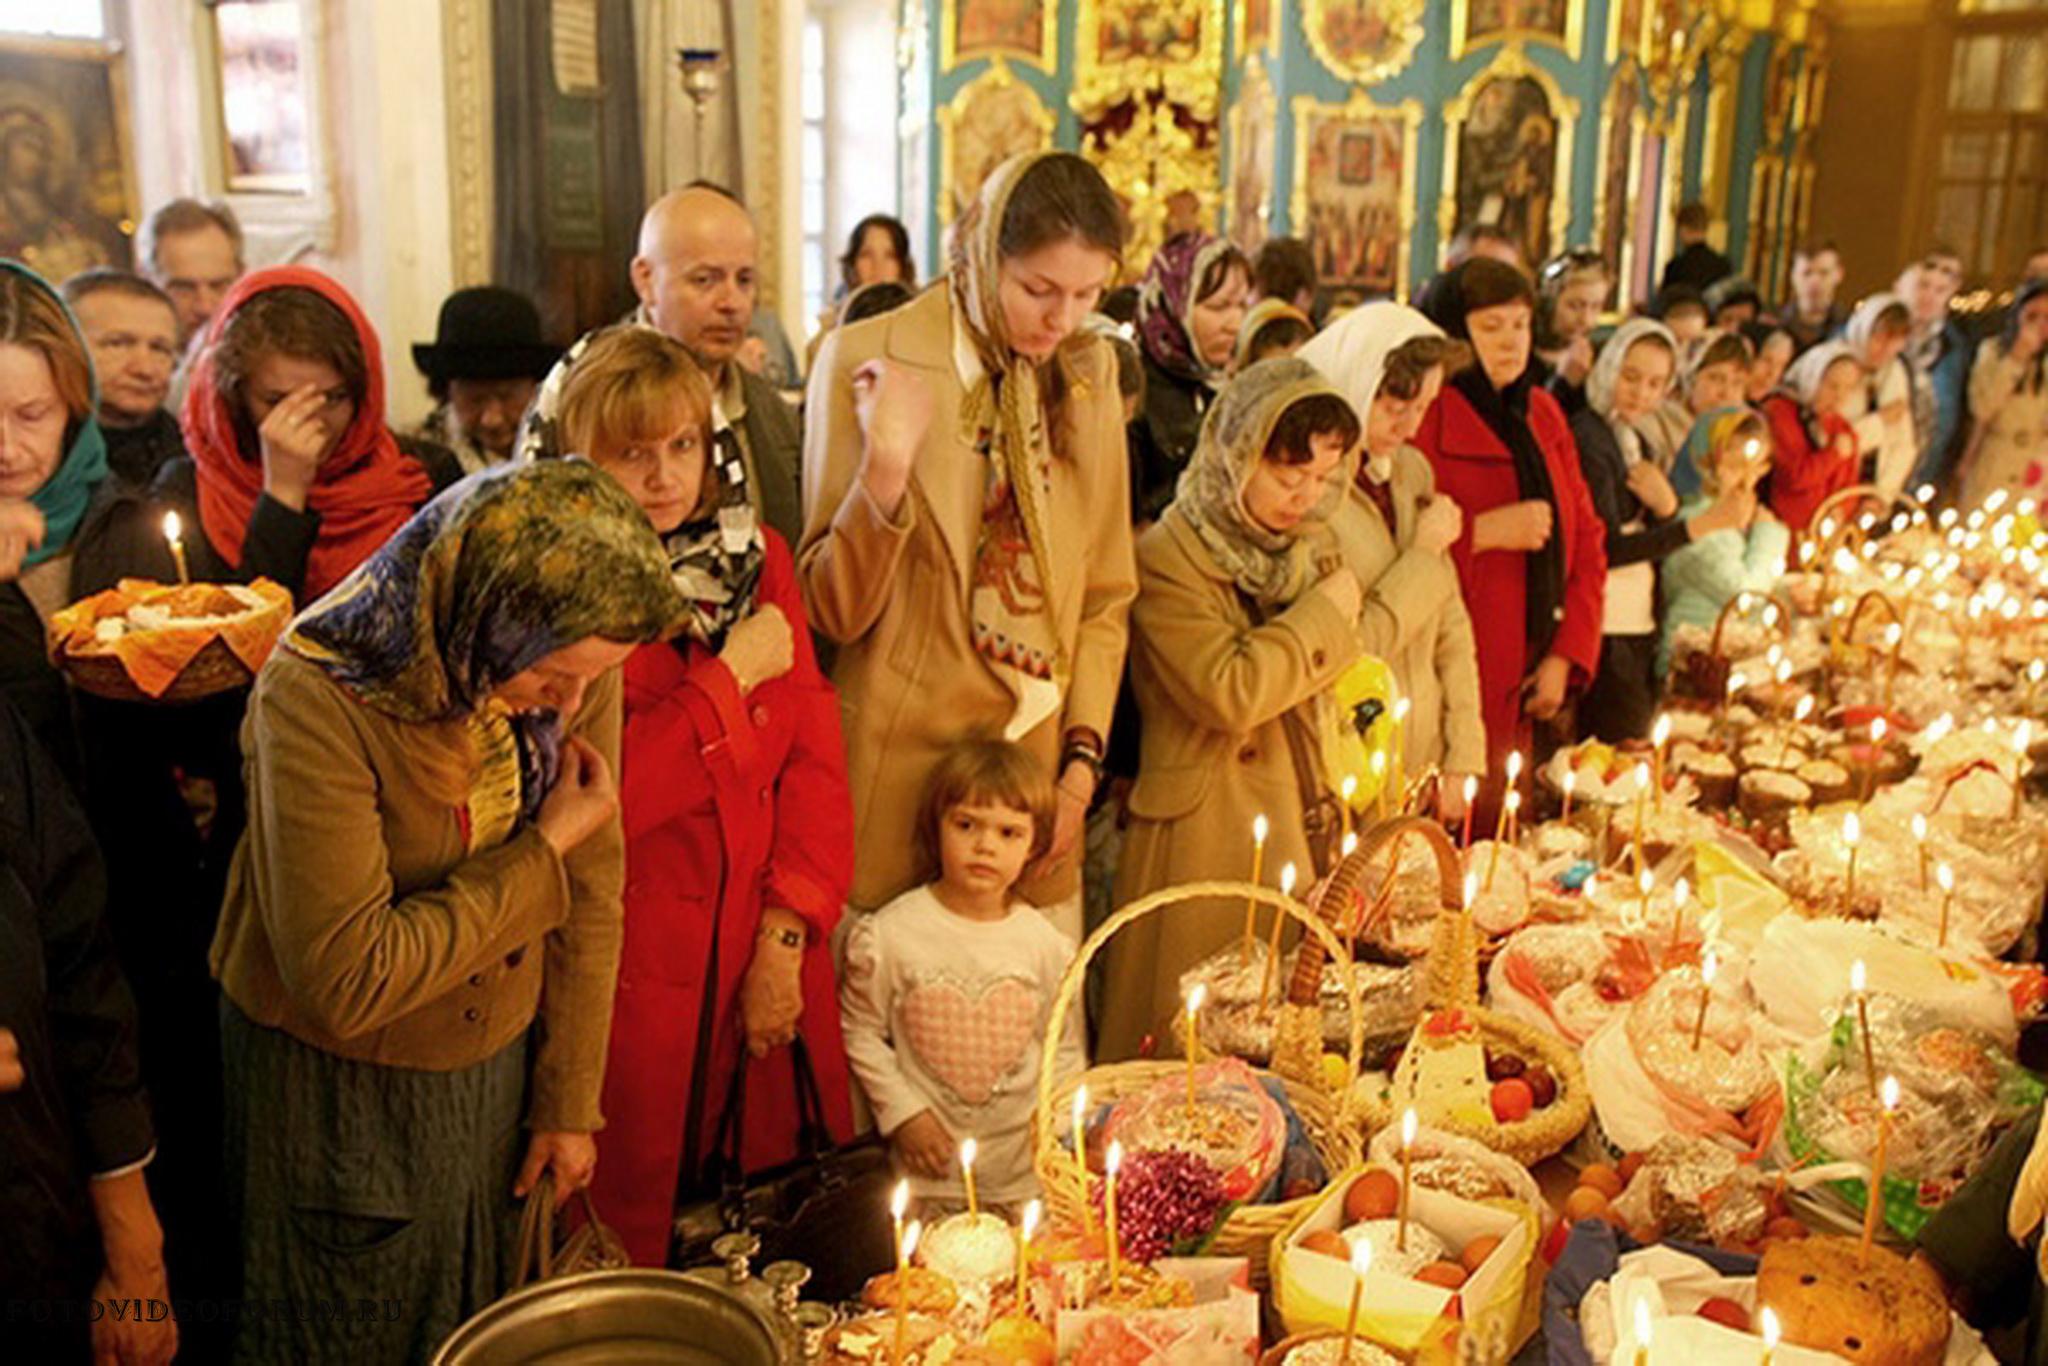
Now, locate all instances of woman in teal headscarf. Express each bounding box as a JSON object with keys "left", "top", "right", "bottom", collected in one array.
[
  {"left": 0, "top": 260, "right": 112, "bottom": 771},
  {"left": 211, "top": 460, "right": 684, "bottom": 1364}
]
